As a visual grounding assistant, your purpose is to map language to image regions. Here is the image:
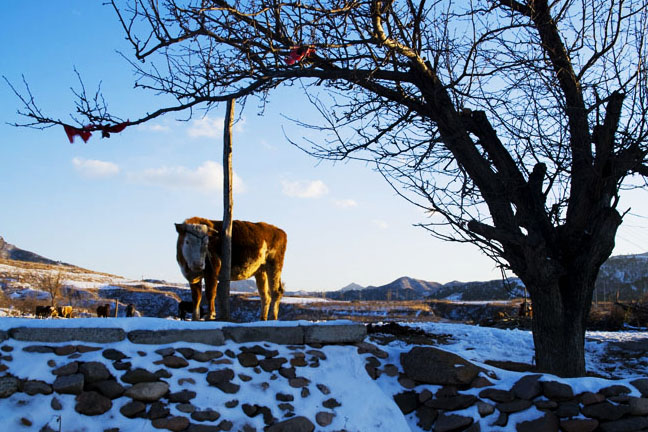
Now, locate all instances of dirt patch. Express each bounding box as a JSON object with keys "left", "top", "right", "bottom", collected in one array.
[{"left": 367, "top": 322, "right": 453, "bottom": 346}]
